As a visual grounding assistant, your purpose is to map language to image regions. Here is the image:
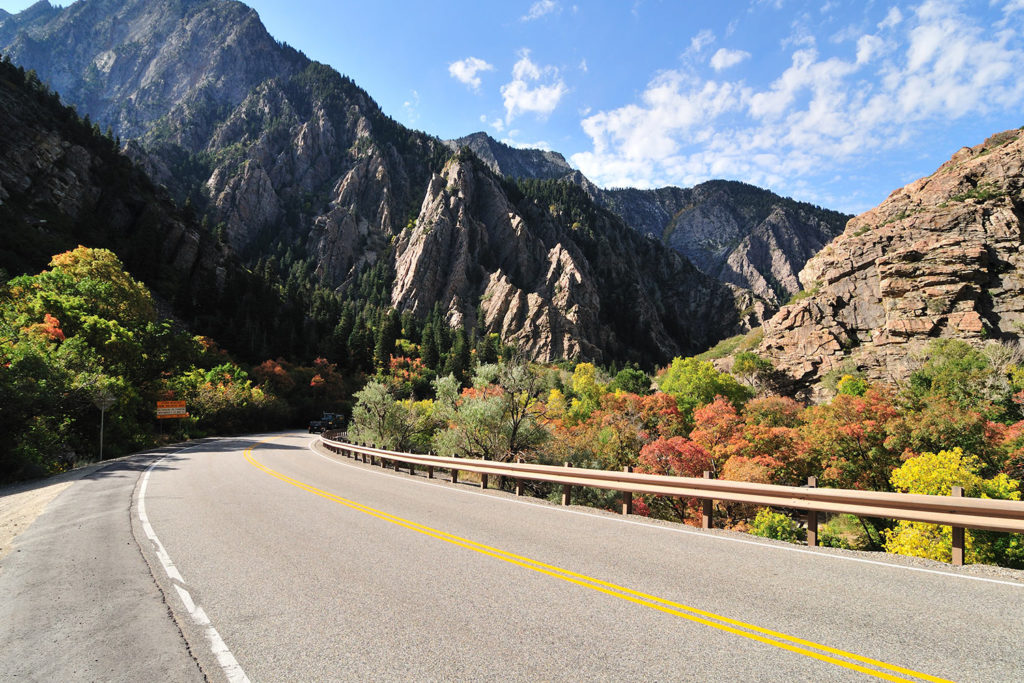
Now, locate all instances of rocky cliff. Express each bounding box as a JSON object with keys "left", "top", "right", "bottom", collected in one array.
[
  {"left": 596, "top": 181, "right": 848, "bottom": 305},
  {"left": 759, "top": 128, "right": 1024, "bottom": 392},
  {"left": 392, "top": 156, "right": 760, "bottom": 365},
  {"left": 447, "top": 132, "right": 575, "bottom": 181}
]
